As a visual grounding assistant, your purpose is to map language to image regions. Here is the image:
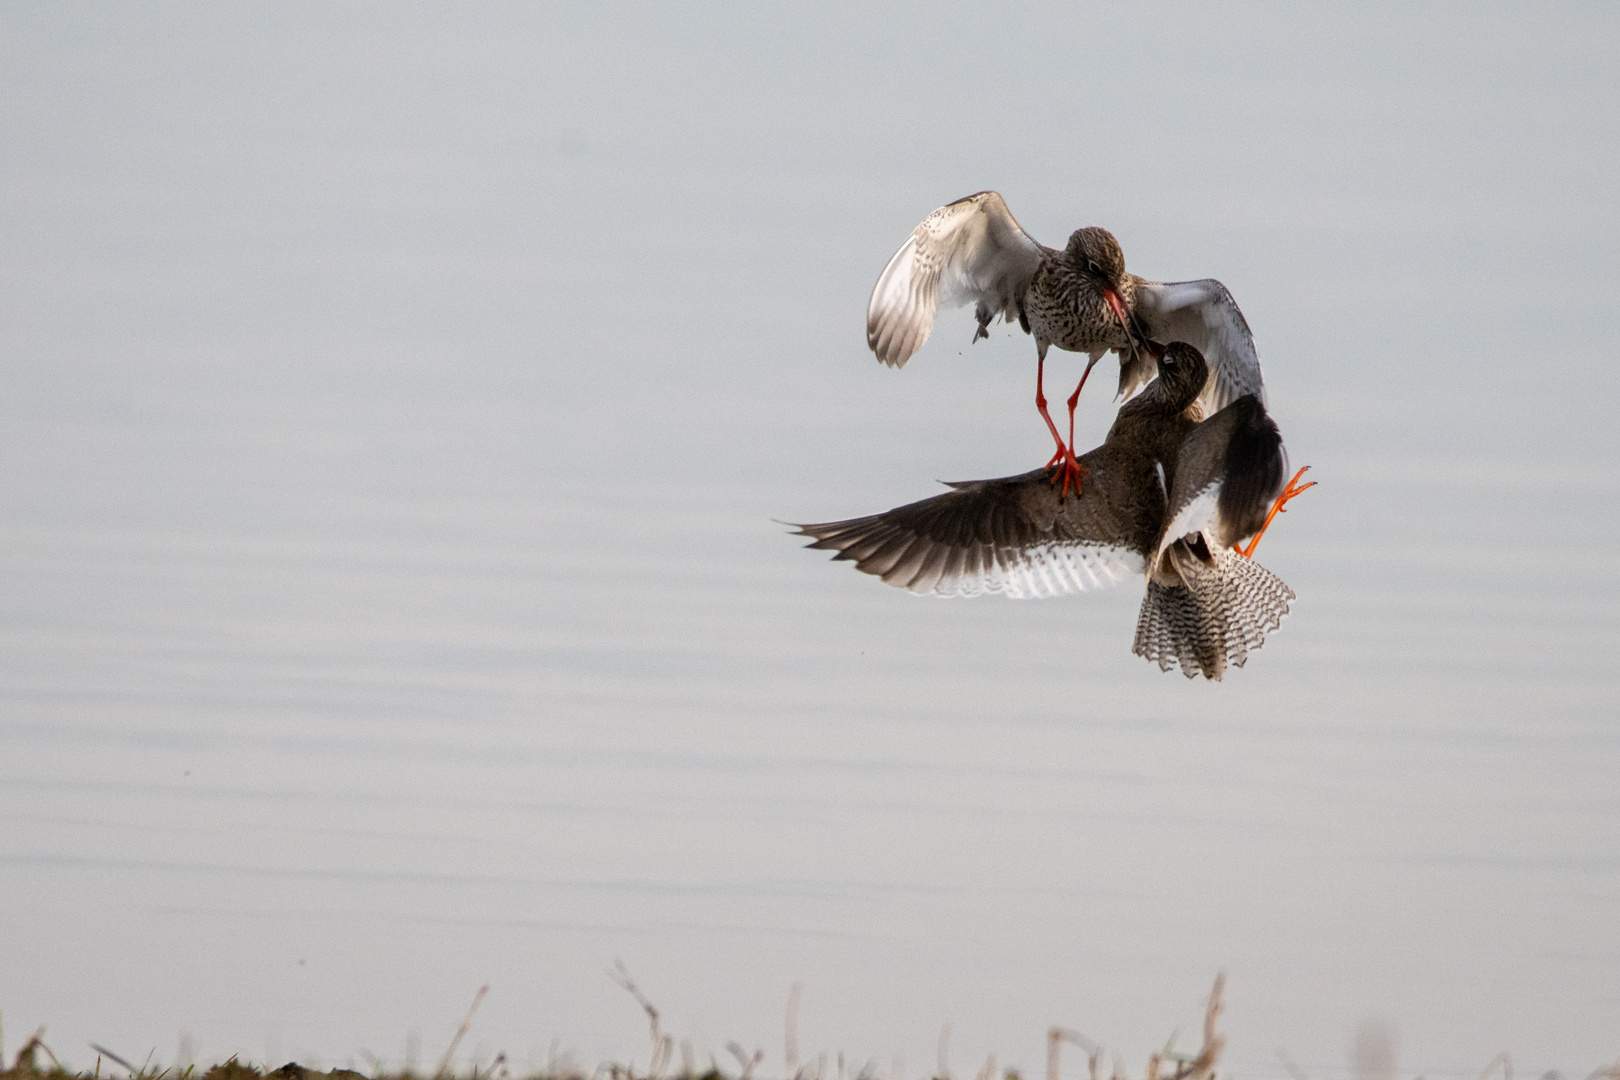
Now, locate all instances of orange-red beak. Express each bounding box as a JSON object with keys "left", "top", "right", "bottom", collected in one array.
[
  {"left": 1103, "top": 287, "right": 1128, "bottom": 327},
  {"left": 1103, "top": 287, "right": 1139, "bottom": 342}
]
